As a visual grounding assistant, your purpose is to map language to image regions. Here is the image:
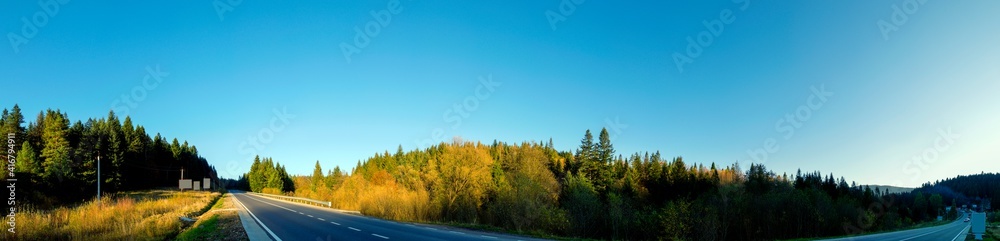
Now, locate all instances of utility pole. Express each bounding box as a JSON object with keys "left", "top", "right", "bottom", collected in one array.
[{"left": 97, "top": 154, "right": 101, "bottom": 205}]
